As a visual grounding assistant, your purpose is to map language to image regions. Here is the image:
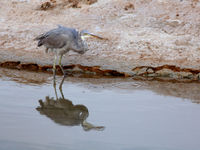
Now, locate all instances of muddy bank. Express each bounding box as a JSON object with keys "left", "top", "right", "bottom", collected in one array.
[{"left": 1, "top": 0, "right": 200, "bottom": 79}]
